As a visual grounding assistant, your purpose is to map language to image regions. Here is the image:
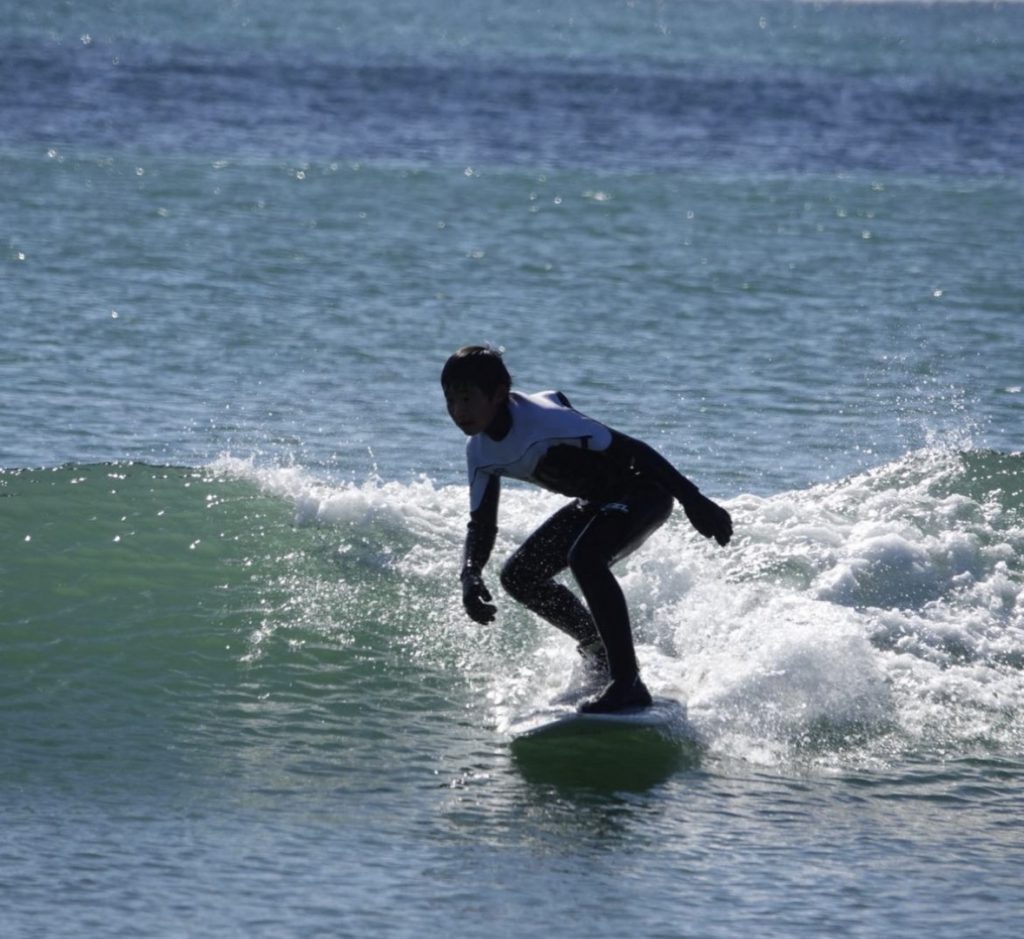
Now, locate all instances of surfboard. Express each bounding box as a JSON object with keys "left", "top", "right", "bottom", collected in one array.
[
  {"left": 508, "top": 696, "right": 690, "bottom": 742},
  {"left": 508, "top": 696, "right": 701, "bottom": 787}
]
